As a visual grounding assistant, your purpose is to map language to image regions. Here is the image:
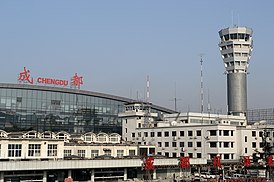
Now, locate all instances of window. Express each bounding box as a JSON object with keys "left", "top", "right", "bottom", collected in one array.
[
  {"left": 165, "top": 152, "right": 169, "bottom": 157},
  {"left": 180, "top": 142, "right": 184, "bottom": 147},
  {"left": 231, "top": 131, "right": 233, "bottom": 136},
  {"left": 245, "top": 148, "right": 247, "bottom": 153},
  {"left": 188, "top": 153, "right": 193, "bottom": 158},
  {"left": 47, "top": 144, "right": 57, "bottom": 157},
  {"left": 219, "top": 130, "right": 222, "bottom": 136},
  {"left": 129, "top": 150, "right": 135, "bottom": 156},
  {"left": 224, "top": 154, "right": 229, "bottom": 159},
  {"left": 223, "top": 130, "right": 229, "bottom": 136},
  {"left": 259, "top": 131, "right": 263, "bottom": 137},
  {"left": 28, "top": 144, "right": 41, "bottom": 157},
  {"left": 188, "top": 131, "right": 193, "bottom": 137},
  {"left": 172, "top": 142, "right": 177, "bottom": 147},
  {"left": 245, "top": 136, "right": 247, "bottom": 142},
  {"left": 164, "top": 131, "right": 169, "bottom": 137},
  {"left": 188, "top": 142, "right": 193, "bottom": 147},
  {"left": 132, "top": 133, "right": 135, "bottom": 137},
  {"left": 165, "top": 142, "right": 169, "bottom": 147},
  {"left": 252, "top": 142, "right": 256, "bottom": 148},
  {"left": 158, "top": 142, "right": 162, "bottom": 147},
  {"left": 224, "top": 142, "right": 229, "bottom": 148},
  {"left": 196, "top": 130, "right": 201, "bottom": 136},
  {"left": 157, "top": 132, "right": 162, "bottom": 137},
  {"left": 180, "top": 153, "right": 184, "bottom": 157},
  {"left": 64, "top": 150, "right": 72, "bottom": 157},
  {"left": 117, "top": 150, "right": 124, "bottom": 157},
  {"left": 210, "top": 142, "right": 217, "bottom": 148},
  {"left": 172, "top": 131, "right": 176, "bottom": 137},
  {"left": 197, "top": 142, "right": 201, "bottom": 147},
  {"left": 104, "top": 149, "right": 111, "bottom": 156},
  {"left": 209, "top": 130, "right": 217, "bottom": 136},
  {"left": 197, "top": 153, "right": 202, "bottom": 158},
  {"left": 91, "top": 150, "right": 99, "bottom": 158},
  {"left": 180, "top": 131, "right": 184, "bottom": 136},
  {"left": 231, "top": 142, "right": 233, "bottom": 148},
  {"left": 150, "top": 132, "right": 155, "bottom": 137},
  {"left": 8, "top": 144, "right": 22, "bottom": 157},
  {"left": 78, "top": 150, "right": 85, "bottom": 158},
  {"left": 144, "top": 132, "right": 148, "bottom": 137},
  {"left": 172, "top": 153, "right": 177, "bottom": 158}
]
